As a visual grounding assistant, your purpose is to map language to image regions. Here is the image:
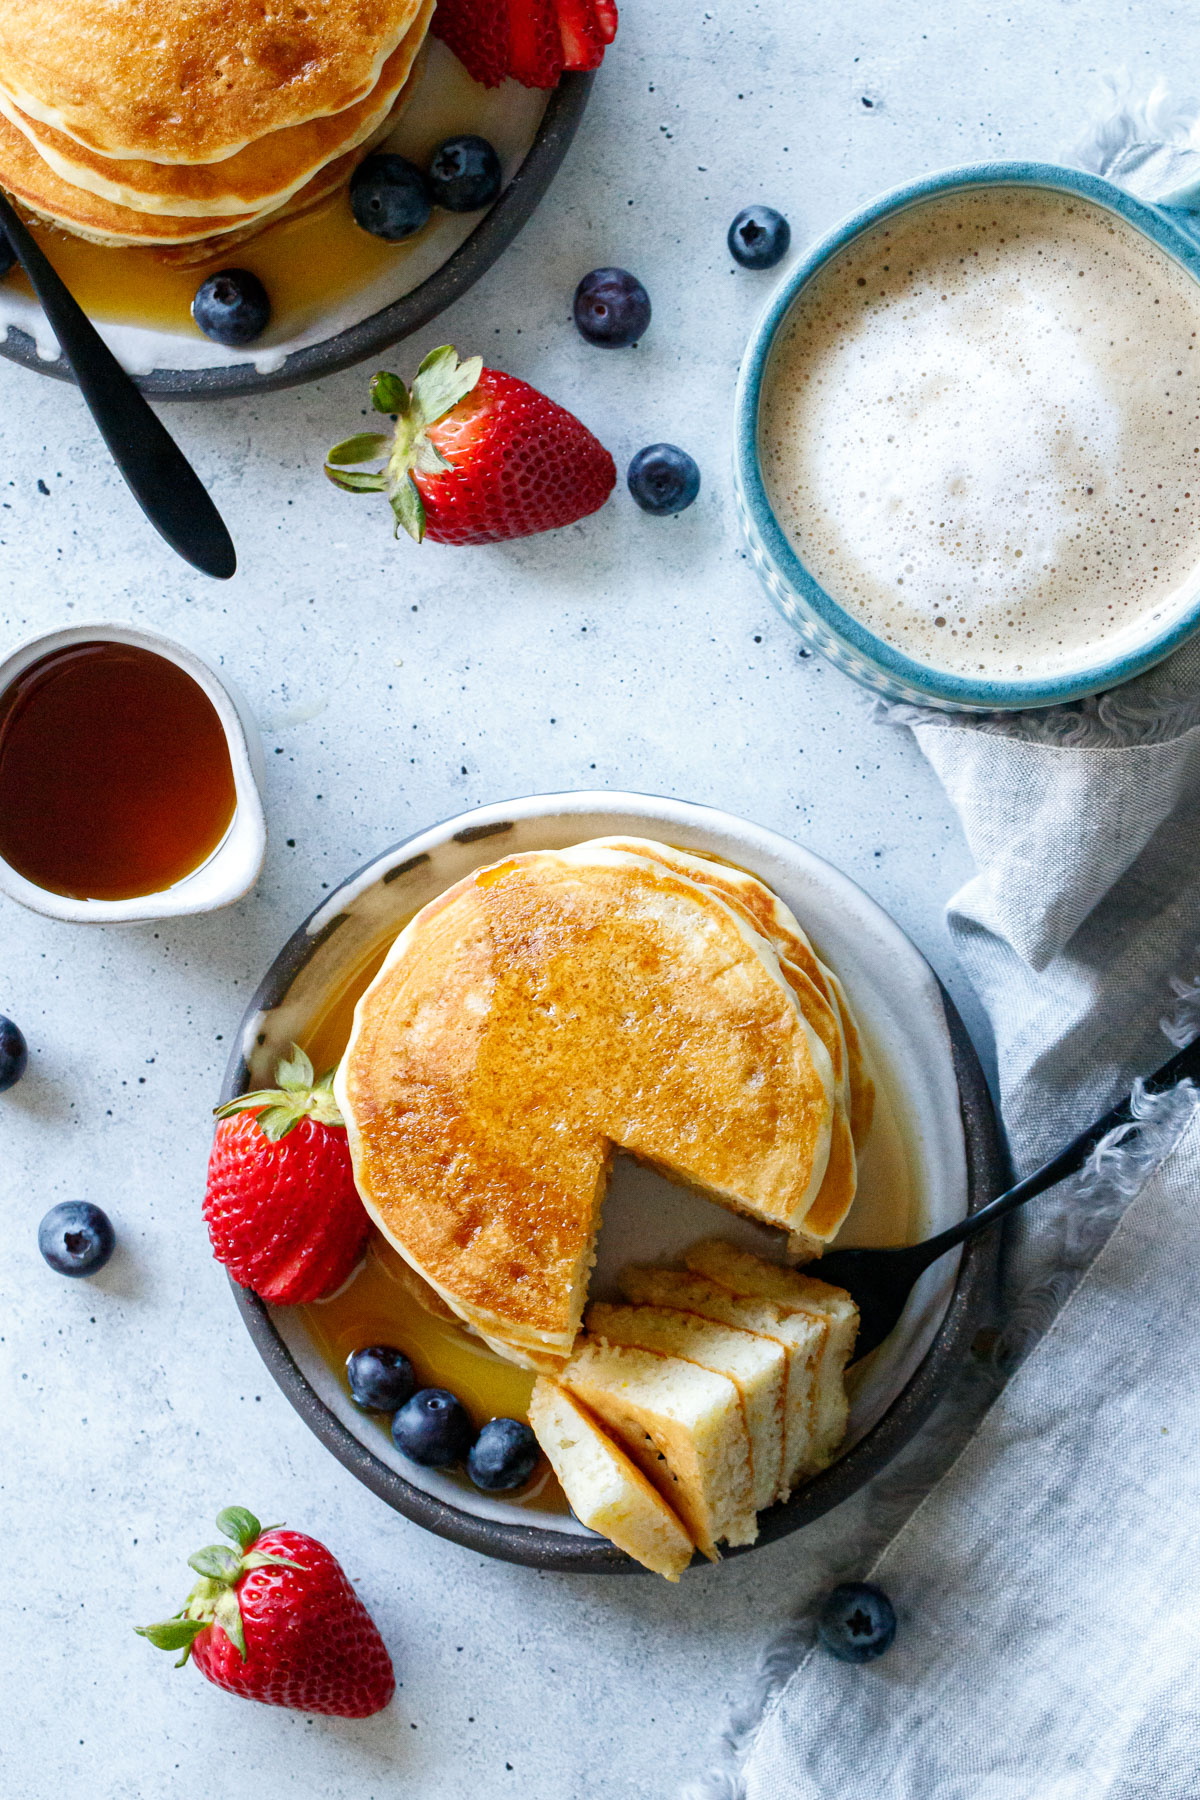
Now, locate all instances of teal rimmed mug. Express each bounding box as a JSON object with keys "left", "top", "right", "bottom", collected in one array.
[{"left": 733, "top": 160, "right": 1200, "bottom": 712}]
